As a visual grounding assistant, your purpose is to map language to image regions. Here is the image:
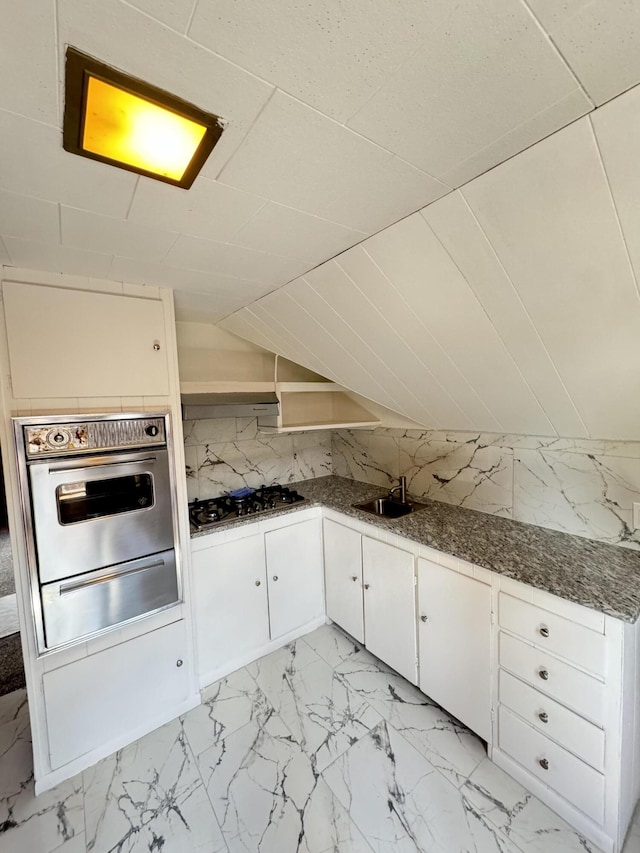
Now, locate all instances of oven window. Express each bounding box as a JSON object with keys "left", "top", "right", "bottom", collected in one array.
[{"left": 56, "top": 474, "right": 154, "bottom": 524}]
